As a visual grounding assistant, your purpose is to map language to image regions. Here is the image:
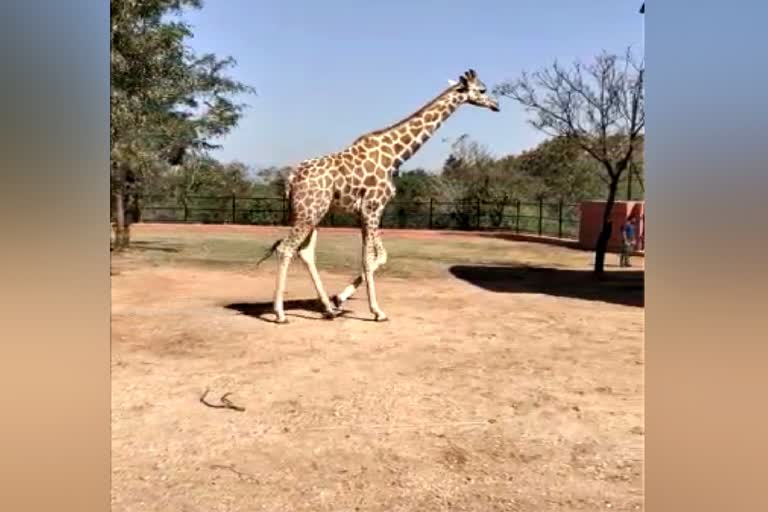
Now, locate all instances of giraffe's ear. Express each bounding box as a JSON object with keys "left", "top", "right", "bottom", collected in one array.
[{"left": 447, "top": 79, "right": 458, "bottom": 87}]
